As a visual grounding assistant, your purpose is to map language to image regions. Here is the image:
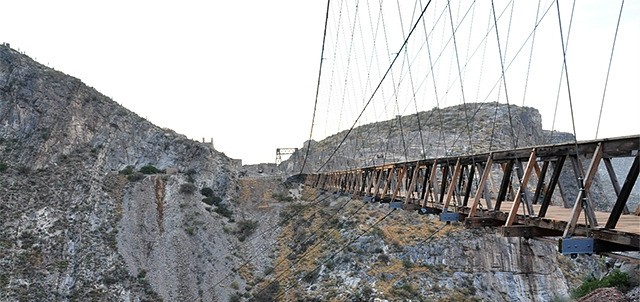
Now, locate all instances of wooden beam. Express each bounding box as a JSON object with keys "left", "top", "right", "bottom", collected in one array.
[
  {"left": 438, "top": 164, "right": 450, "bottom": 204},
  {"left": 405, "top": 162, "right": 421, "bottom": 204},
  {"left": 371, "top": 169, "right": 383, "bottom": 197},
  {"left": 603, "top": 157, "right": 630, "bottom": 214},
  {"left": 501, "top": 226, "right": 563, "bottom": 238},
  {"left": 532, "top": 161, "right": 549, "bottom": 205},
  {"left": 496, "top": 160, "right": 515, "bottom": 211},
  {"left": 443, "top": 159, "right": 463, "bottom": 211},
  {"left": 540, "top": 155, "right": 566, "bottom": 217},
  {"left": 564, "top": 143, "right": 603, "bottom": 237},
  {"left": 506, "top": 149, "right": 537, "bottom": 226},
  {"left": 380, "top": 167, "right": 394, "bottom": 200},
  {"left": 462, "top": 163, "right": 476, "bottom": 207},
  {"left": 468, "top": 155, "right": 493, "bottom": 217},
  {"left": 423, "top": 160, "right": 439, "bottom": 206},
  {"left": 390, "top": 166, "right": 406, "bottom": 202},
  {"left": 606, "top": 154, "right": 640, "bottom": 229}
]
